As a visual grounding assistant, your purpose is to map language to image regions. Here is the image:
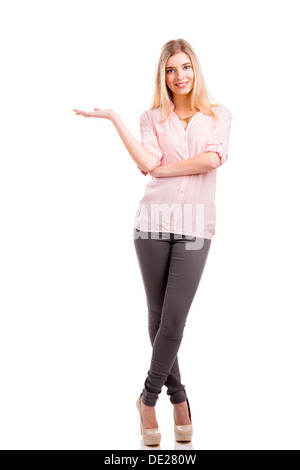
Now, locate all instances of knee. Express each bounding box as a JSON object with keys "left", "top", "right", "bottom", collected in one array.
[
  {"left": 160, "top": 316, "right": 187, "bottom": 339},
  {"left": 148, "top": 307, "right": 162, "bottom": 329}
]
